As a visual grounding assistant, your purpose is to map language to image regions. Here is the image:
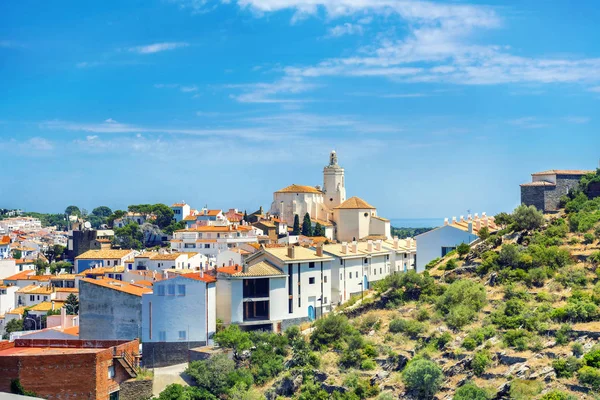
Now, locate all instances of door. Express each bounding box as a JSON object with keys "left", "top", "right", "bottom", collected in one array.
[
  {"left": 307, "top": 305, "right": 315, "bottom": 321},
  {"left": 363, "top": 275, "right": 369, "bottom": 290}
]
